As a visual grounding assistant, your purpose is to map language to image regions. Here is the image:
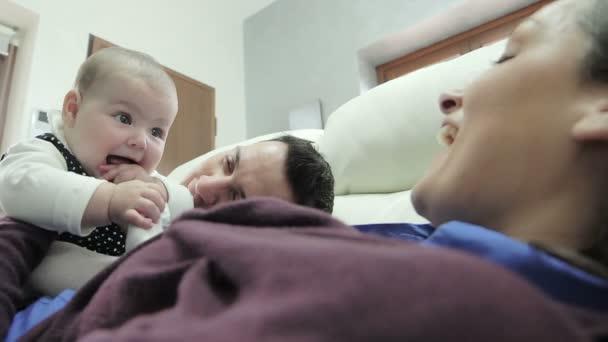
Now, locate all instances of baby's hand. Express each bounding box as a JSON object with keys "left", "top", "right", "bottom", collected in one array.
[
  {"left": 100, "top": 164, "right": 168, "bottom": 203},
  {"left": 108, "top": 180, "right": 167, "bottom": 229},
  {"left": 100, "top": 163, "right": 150, "bottom": 183}
]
